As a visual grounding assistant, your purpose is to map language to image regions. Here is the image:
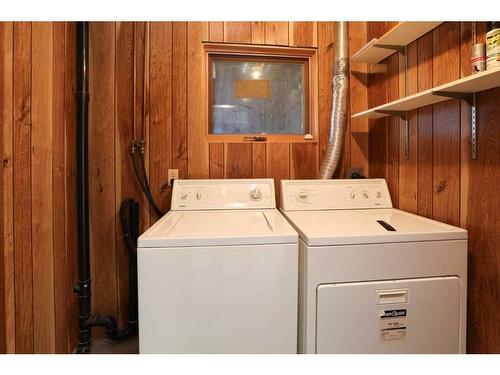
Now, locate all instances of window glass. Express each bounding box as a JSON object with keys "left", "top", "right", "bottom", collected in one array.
[{"left": 210, "top": 56, "right": 308, "bottom": 135}]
